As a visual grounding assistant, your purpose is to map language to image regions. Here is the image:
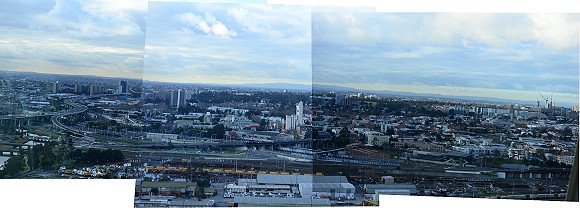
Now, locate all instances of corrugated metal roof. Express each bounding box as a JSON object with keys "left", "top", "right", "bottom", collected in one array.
[
  {"left": 363, "top": 184, "right": 417, "bottom": 194},
  {"left": 256, "top": 174, "right": 348, "bottom": 185},
  {"left": 167, "top": 199, "right": 215, "bottom": 206},
  {"left": 140, "top": 181, "right": 197, "bottom": 188},
  {"left": 375, "top": 189, "right": 411, "bottom": 194},
  {"left": 299, "top": 183, "right": 355, "bottom": 189},
  {"left": 238, "top": 179, "right": 257, "bottom": 183},
  {"left": 364, "top": 184, "right": 416, "bottom": 189},
  {"left": 225, "top": 184, "right": 247, "bottom": 189},
  {"left": 248, "top": 184, "right": 291, "bottom": 189},
  {"left": 234, "top": 197, "right": 331, "bottom": 206}
]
